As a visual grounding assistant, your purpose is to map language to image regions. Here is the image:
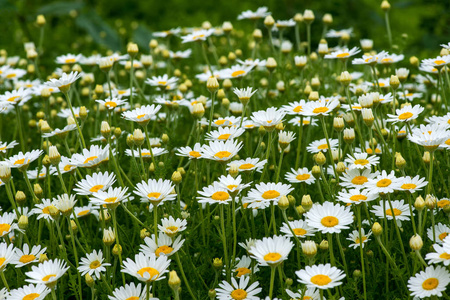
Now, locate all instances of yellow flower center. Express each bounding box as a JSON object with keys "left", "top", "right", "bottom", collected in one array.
[
  {"left": 439, "top": 232, "right": 448, "bottom": 241},
  {"left": 422, "top": 278, "right": 439, "bottom": 290},
  {"left": 157, "top": 81, "right": 167, "bottom": 86},
  {"left": 189, "top": 151, "right": 201, "bottom": 158},
  {"left": 214, "top": 151, "right": 232, "bottom": 159},
  {"left": 437, "top": 200, "right": 450, "bottom": 208},
  {"left": 192, "top": 34, "right": 205, "bottom": 40},
  {"left": 239, "top": 163, "right": 254, "bottom": 170},
  {"left": 126, "top": 297, "right": 139, "bottom": 300},
  {"left": 77, "top": 210, "right": 90, "bottom": 217},
  {"left": 211, "top": 191, "right": 230, "bottom": 201},
  {"left": 434, "top": 60, "right": 445, "bottom": 65},
  {"left": 385, "top": 208, "right": 402, "bottom": 216},
  {"left": 293, "top": 228, "right": 307, "bottom": 236},
  {"left": 321, "top": 216, "right": 339, "bottom": 227},
  {"left": 0, "top": 258, "right": 4, "bottom": 267},
  {"left": 379, "top": 82, "right": 385, "bottom": 87},
  {"left": 231, "top": 70, "right": 245, "bottom": 77},
  {"left": 439, "top": 252, "right": 450, "bottom": 260},
  {"left": 105, "top": 101, "right": 117, "bottom": 108},
  {"left": 381, "top": 58, "right": 393, "bottom": 63},
  {"left": 312, "top": 107, "right": 329, "bottom": 114},
  {"left": 336, "top": 53, "right": 349, "bottom": 58},
  {"left": 83, "top": 156, "right": 98, "bottom": 164},
  {"left": 263, "top": 252, "right": 281, "bottom": 262},
  {"left": 261, "top": 190, "right": 280, "bottom": 199},
  {"left": 137, "top": 267, "right": 159, "bottom": 281},
  {"left": 230, "top": 289, "right": 248, "bottom": 300},
  {"left": 65, "top": 58, "right": 76, "bottom": 63},
  {"left": 401, "top": 183, "right": 417, "bottom": 190},
  {"left": 227, "top": 184, "right": 238, "bottom": 190},
  {"left": 354, "top": 159, "right": 369, "bottom": 165},
  {"left": 19, "top": 254, "right": 36, "bottom": 264},
  {"left": 215, "top": 120, "right": 227, "bottom": 125},
  {"left": 318, "top": 144, "right": 328, "bottom": 150},
  {"left": 235, "top": 267, "right": 251, "bottom": 277},
  {"left": 14, "top": 158, "right": 26, "bottom": 165},
  {"left": 104, "top": 197, "right": 118, "bottom": 203},
  {"left": 0, "top": 223, "right": 11, "bottom": 236},
  {"left": 398, "top": 112, "right": 414, "bottom": 120},
  {"left": 351, "top": 176, "right": 368, "bottom": 185},
  {"left": 42, "top": 206, "right": 50, "bottom": 214},
  {"left": 63, "top": 165, "right": 74, "bottom": 171},
  {"left": 89, "top": 185, "right": 104, "bottom": 193},
  {"left": 147, "top": 192, "right": 162, "bottom": 199},
  {"left": 6, "top": 73, "right": 16, "bottom": 79},
  {"left": 137, "top": 114, "right": 146, "bottom": 119},
  {"left": 42, "top": 274, "right": 56, "bottom": 282},
  {"left": 155, "top": 245, "right": 174, "bottom": 257},
  {"left": 296, "top": 174, "right": 311, "bottom": 181},
  {"left": 218, "top": 134, "right": 231, "bottom": 140},
  {"left": 166, "top": 226, "right": 178, "bottom": 232},
  {"left": 293, "top": 106, "right": 303, "bottom": 113},
  {"left": 355, "top": 236, "right": 368, "bottom": 244},
  {"left": 349, "top": 195, "right": 367, "bottom": 202},
  {"left": 23, "top": 293, "right": 40, "bottom": 300},
  {"left": 7, "top": 96, "right": 19, "bottom": 102},
  {"left": 89, "top": 260, "right": 101, "bottom": 269},
  {"left": 376, "top": 179, "right": 392, "bottom": 187},
  {"left": 310, "top": 274, "right": 332, "bottom": 286}
]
